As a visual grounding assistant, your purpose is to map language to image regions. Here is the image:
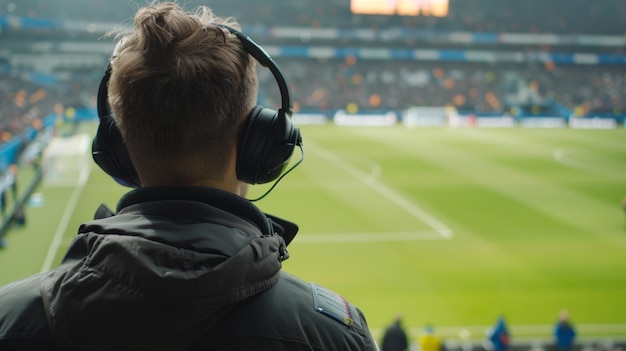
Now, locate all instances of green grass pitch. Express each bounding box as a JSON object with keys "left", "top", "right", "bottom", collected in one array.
[{"left": 1, "top": 122, "right": 626, "bottom": 342}]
